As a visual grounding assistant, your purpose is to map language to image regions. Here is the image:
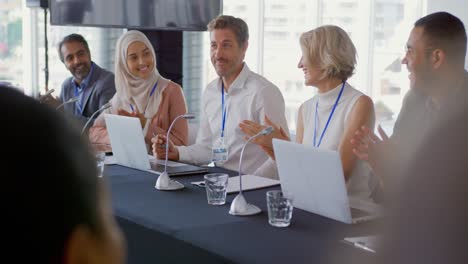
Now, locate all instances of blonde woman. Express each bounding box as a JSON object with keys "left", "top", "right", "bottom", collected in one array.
[
  {"left": 90, "top": 30, "right": 188, "bottom": 147},
  {"left": 240, "top": 25, "right": 375, "bottom": 201}
]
